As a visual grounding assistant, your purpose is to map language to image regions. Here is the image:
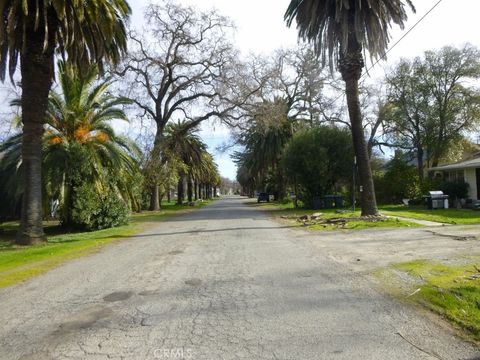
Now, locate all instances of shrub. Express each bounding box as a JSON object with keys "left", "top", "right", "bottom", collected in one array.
[
  {"left": 379, "top": 153, "right": 421, "bottom": 203},
  {"left": 440, "top": 180, "right": 469, "bottom": 200},
  {"left": 69, "top": 183, "right": 129, "bottom": 231},
  {"left": 282, "top": 126, "right": 353, "bottom": 208}
]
